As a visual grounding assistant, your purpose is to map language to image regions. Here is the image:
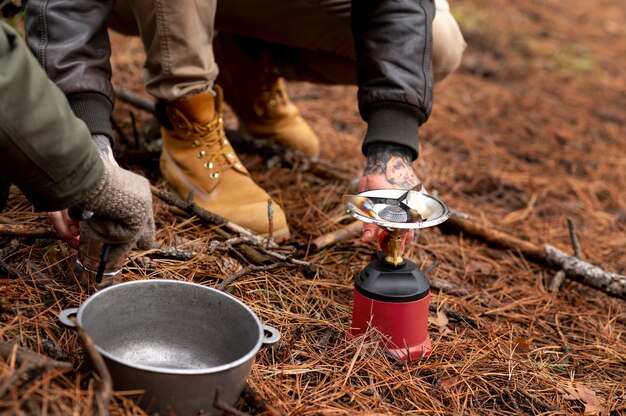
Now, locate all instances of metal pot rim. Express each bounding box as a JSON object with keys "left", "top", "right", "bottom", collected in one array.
[{"left": 76, "top": 279, "right": 265, "bottom": 375}]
